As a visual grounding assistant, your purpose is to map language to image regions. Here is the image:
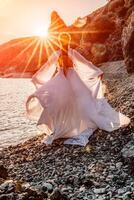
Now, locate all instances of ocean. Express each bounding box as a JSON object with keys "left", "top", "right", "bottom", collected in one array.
[{"left": 0, "top": 78, "right": 41, "bottom": 150}]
